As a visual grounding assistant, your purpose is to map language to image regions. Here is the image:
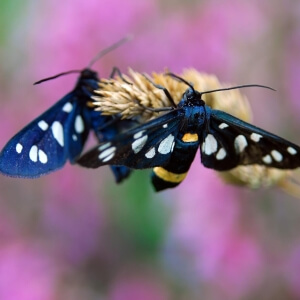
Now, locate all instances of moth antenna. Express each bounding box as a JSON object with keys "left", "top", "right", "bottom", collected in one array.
[
  {"left": 165, "top": 72, "right": 195, "bottom": 92},
  {"left": 34, "top": 35, "right": 133, "bottom": 85},
  {"left": 33, "top": 70, "right": 82, "bottom": 85},
  {"left": 87, "top": 34, "right": 133, "bottom": 68},
  {"left": 200, "top": 84, "right": 276, "bottom": 96},
  {"left": 166, "top": 72, "right": 275, "bottom": 94}
]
